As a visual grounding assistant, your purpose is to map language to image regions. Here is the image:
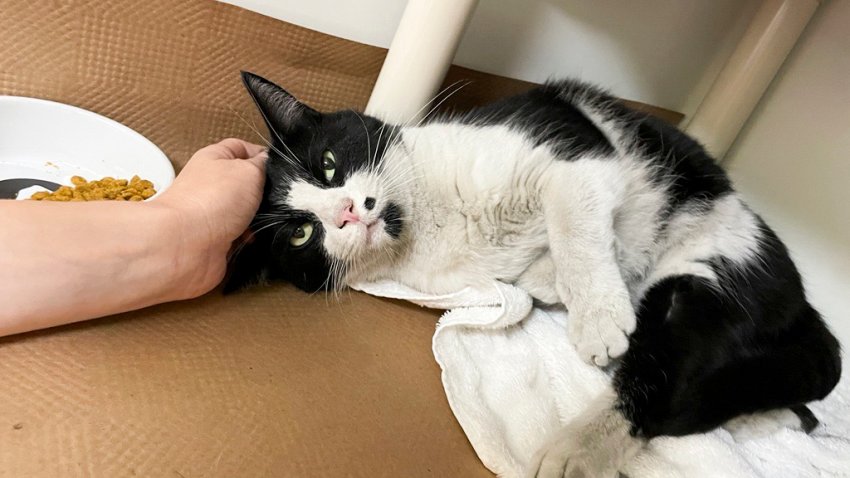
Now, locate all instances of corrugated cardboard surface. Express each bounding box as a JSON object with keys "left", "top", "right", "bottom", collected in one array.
[
  {"left": 0, "top": 287, "right": 491, "bottom": 477},
  {"left": 0, "top": 0, "right": 387, "bottom": 168},
  {"left": 0, "top": 1, "right": 491, "bottom": 476}
]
